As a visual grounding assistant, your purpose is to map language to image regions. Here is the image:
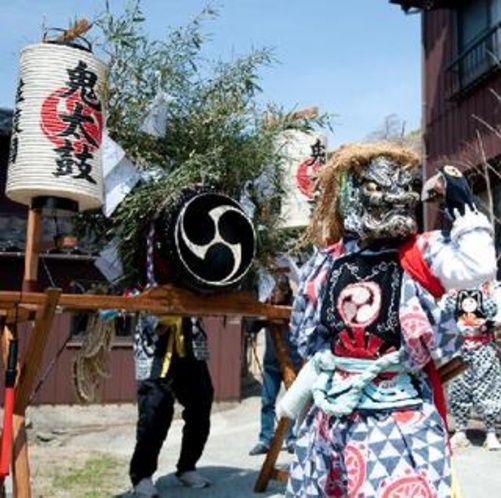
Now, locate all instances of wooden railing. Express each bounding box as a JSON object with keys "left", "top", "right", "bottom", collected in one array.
[{"left": 447, "top": 21, "right": 501, "bottom": 98}]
